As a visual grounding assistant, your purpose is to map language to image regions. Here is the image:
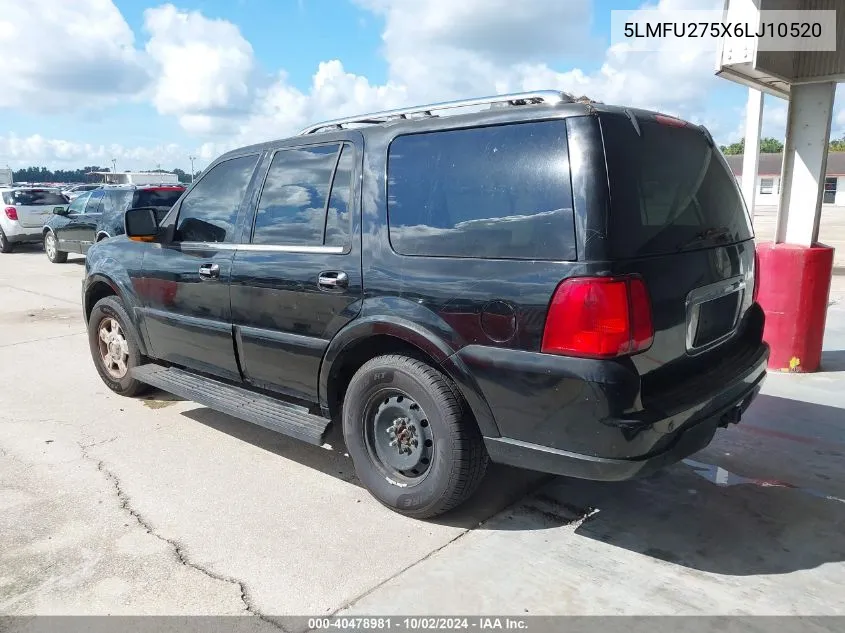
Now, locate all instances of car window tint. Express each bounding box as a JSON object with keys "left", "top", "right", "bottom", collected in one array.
[
  {"left": 387, "top": 121, "right": 576, "bottom": 260},
  {"left": 134, "top": 188, "right": 183, "bottom": 210},
  {"left": 175, "top": 154, "right": 259, "bottom": 243},
  {"left": 325, "top": 145, "right": 354, "bottom": 248},
  {"left": 67, "top": 192, "right": 90, "bottom": 213},
  {"left": 8, "top": 190, "right": 67, "bottom": 206},
  {"left": 84, "top": 190, "right": 105, "bottom": 214},
  {"left": 602, "top": 115, "right": 753, "bottom": 258},
  {"left": 252, "top": 144, "right": 339, "bottom": 246}
]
